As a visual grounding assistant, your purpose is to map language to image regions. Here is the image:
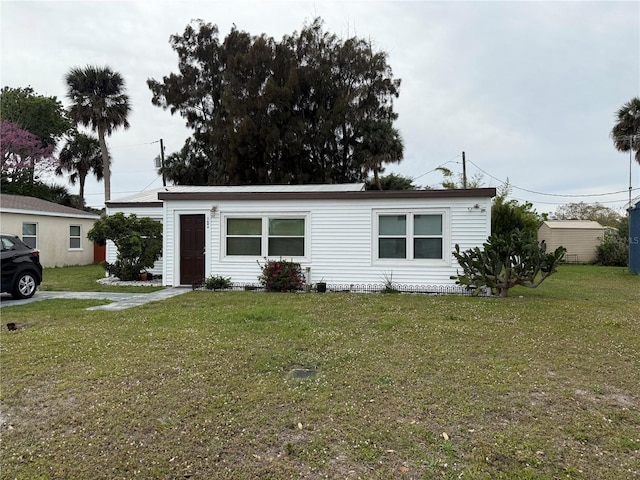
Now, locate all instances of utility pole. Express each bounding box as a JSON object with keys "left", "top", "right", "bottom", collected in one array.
[
  {"left": 159, "top": 138, "right": 166, "bottom": 187},
  {"left": 462, "top": 151, "right": 467, "bottom": 189}
]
